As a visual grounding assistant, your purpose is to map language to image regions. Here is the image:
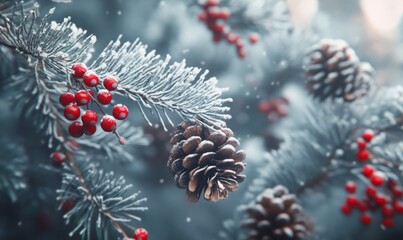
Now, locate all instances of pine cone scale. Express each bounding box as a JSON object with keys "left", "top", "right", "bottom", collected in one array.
[
  {"left": 182, "top": 136, "right": 202, "bottom": 154},
  {"left": 216, "top": 144, "right": 236, "bottom": 159},
  {"left": 234, "top": 150, "right": 246, "bottom": 162},
  {"left": 175, "top": 171, "right": 189, "bottom": 189},
  {"left": 182, "top": 154, "right": 199, "bottom": 169},
  {"left": 199, "top": 152, "right": 216, "bottom": 166}
]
